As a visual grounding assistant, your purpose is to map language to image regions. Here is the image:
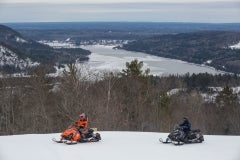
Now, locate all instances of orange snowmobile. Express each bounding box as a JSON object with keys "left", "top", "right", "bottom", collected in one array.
[{"left": 52, "top": 125, "right": 101, "bottom": 145}]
